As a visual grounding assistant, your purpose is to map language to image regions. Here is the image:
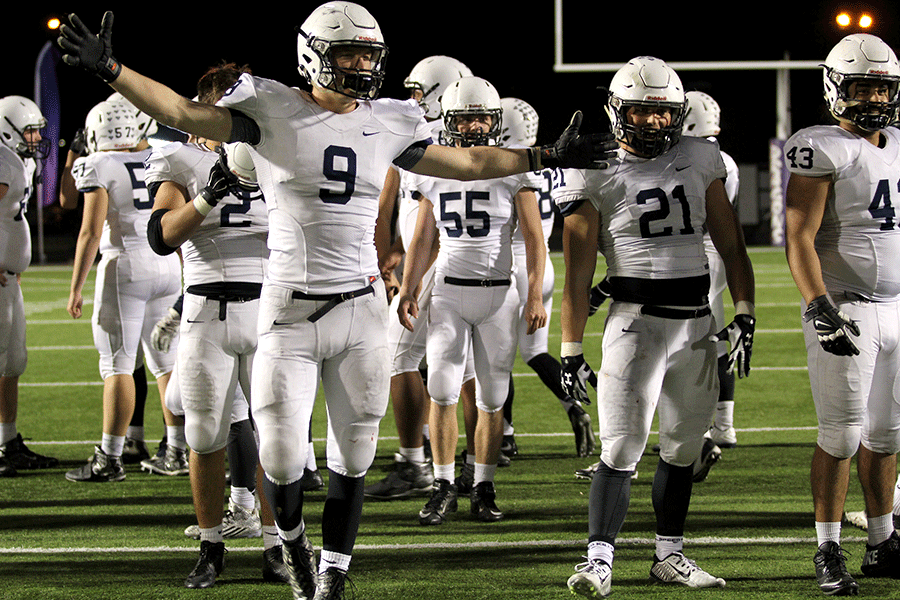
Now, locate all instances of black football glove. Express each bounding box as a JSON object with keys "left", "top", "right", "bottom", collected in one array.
[
  {"left": 711, "top": 314, "right": 756, "bottom": 378},
  {"left": 532, "top": 111, "right": 618, "bottom": 170},
  {"left": 560, "top": 353, "right": 597, "bottom": 404},
  {"left": 199, "top": 148, "right": 241, "bottom": 208},
  {"left": 803, "top": 295, "right": 860, "bottom": 356},
  {"left": 70, "top": 128, "right": 87, "bottom": 156},
  {"left": 58, "top": 12, "right": 122, "bottom": 83},
  {"left": 588, "top": 276, "right": 612, "bottom": 317}
]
